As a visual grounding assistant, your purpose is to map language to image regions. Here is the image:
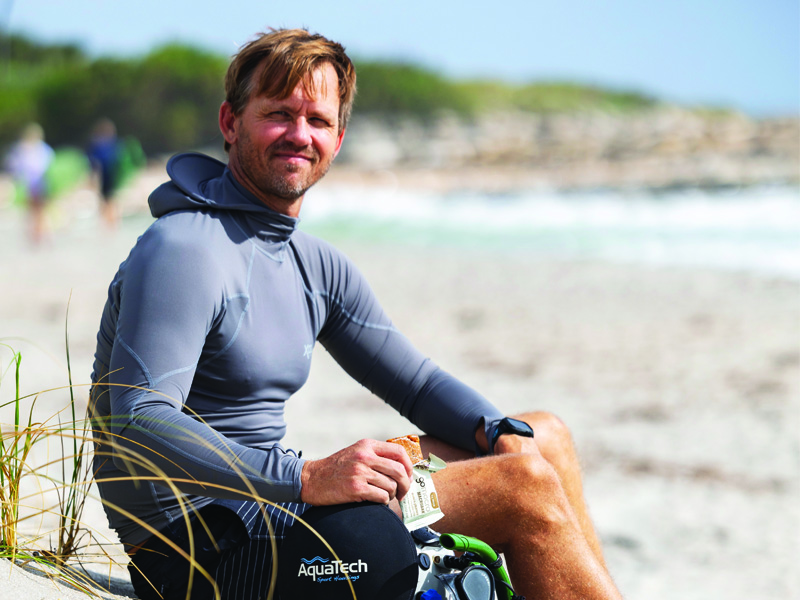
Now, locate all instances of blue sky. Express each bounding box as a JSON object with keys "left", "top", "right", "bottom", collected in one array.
[{"left": 3, "top": 0, "right": 798, "bottom": 116}]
